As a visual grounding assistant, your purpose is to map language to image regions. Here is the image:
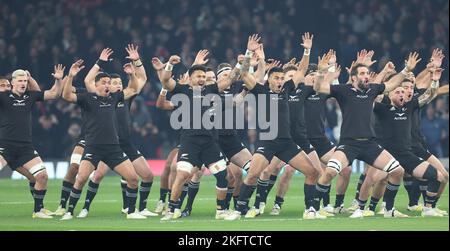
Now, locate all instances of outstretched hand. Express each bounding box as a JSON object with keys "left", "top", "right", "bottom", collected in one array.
[
  {"left": 125, "top": 44, "right": 140, "bottom": 61},
  {"left": 99, "top": 48, "right": 114, "bottom": 61},
  {"left": 69, "top": 59, "right": 85, "bottom": 77},
  {"left": 301, "top": 32, "right": 314, "bottom": 50},
  {"left": 52, "top": 64, "right": 66, "bottom": 80}
]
